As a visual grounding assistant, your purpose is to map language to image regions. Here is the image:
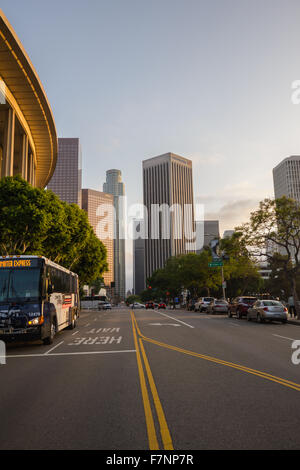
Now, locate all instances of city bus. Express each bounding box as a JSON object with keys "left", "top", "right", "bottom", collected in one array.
[{"left": 0, "top": 255, "right": 79, "bottom": 345}]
